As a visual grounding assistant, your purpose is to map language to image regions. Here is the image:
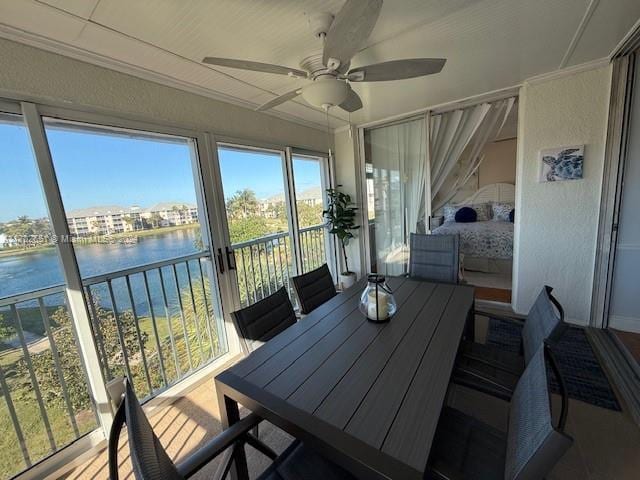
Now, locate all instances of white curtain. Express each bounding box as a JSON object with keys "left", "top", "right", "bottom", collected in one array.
[
  {"left": 429, "top": 97, "right": 516, "bottom": 211},
  {"left": 367, "top": 117, "right": 426, "bottom": 276}
]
